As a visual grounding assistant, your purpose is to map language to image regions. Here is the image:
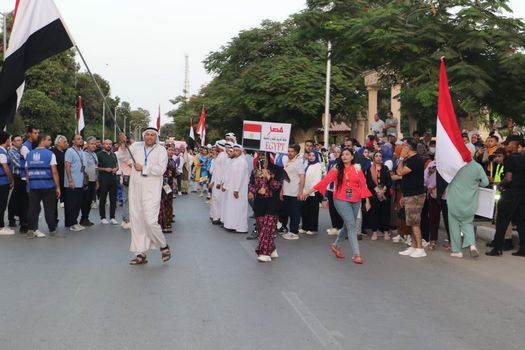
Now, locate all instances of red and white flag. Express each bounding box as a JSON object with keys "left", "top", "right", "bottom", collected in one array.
[
  {"left": 435, "top": 58, "right": 472, "bottom": 183},
  {"left": 0, "top": 0, "right": 73, "bottom": 128},
  {"left": 77, "top": 96, "right": 85, "bottom": 135},
  {"left": 156, "top": 105, "right": 161, "bottom": 130},
  {"left": 196, "top": 106, "right": 206, "bottom": 146}
]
